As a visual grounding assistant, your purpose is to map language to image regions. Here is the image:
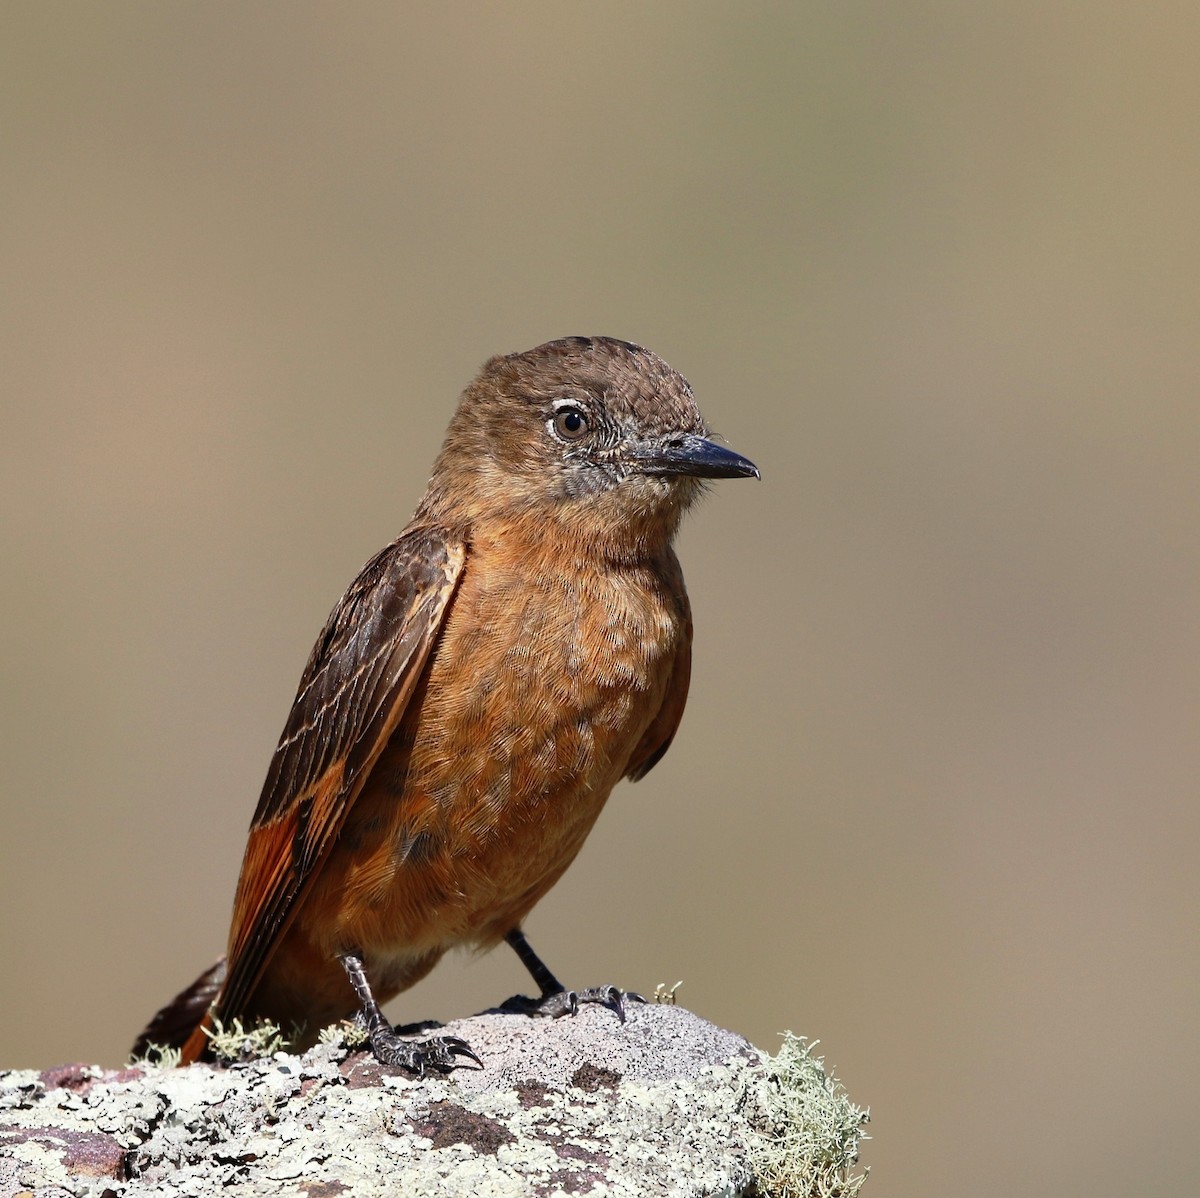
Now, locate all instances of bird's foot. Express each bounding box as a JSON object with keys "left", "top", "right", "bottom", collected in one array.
[
  {"left": 366, "top": 1024, "right": 481, "bottom": 1076},
  {"left": 502, "top": 984, "right": 646, "bottom": 1023}
]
